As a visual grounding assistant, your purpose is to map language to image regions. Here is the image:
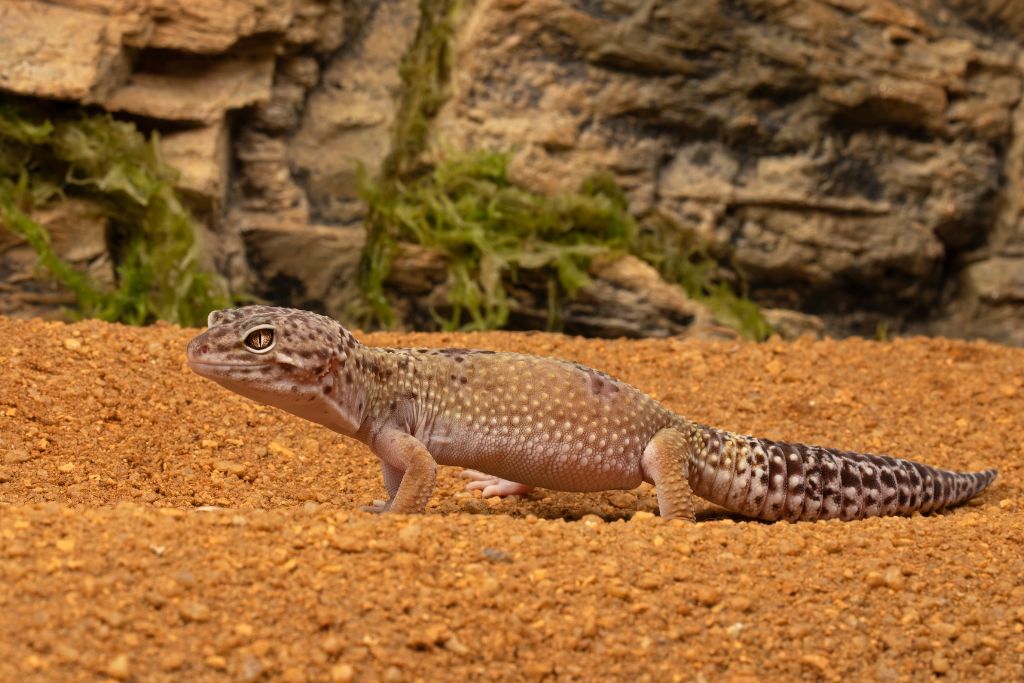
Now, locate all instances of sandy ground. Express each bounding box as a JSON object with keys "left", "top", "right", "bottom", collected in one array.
[{"left": 0, "top": 315, "right": 1022, "bottom": 682}]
